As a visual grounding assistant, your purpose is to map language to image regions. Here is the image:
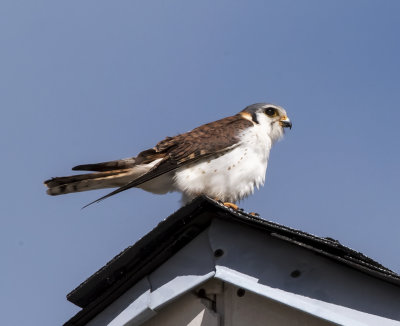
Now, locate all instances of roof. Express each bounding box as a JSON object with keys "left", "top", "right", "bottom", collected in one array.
[{"left": 65, "top": 196, "right": 400, "bottom": 326}]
